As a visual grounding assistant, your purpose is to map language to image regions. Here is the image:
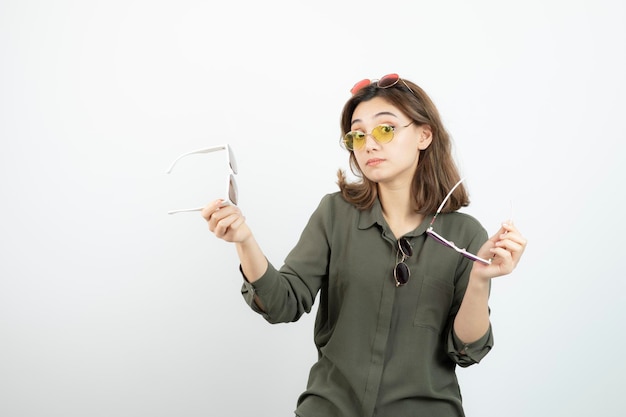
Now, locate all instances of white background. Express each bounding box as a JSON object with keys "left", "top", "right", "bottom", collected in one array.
[{"left": 1, "top": 1, "right": 624, "bottom": 416}]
